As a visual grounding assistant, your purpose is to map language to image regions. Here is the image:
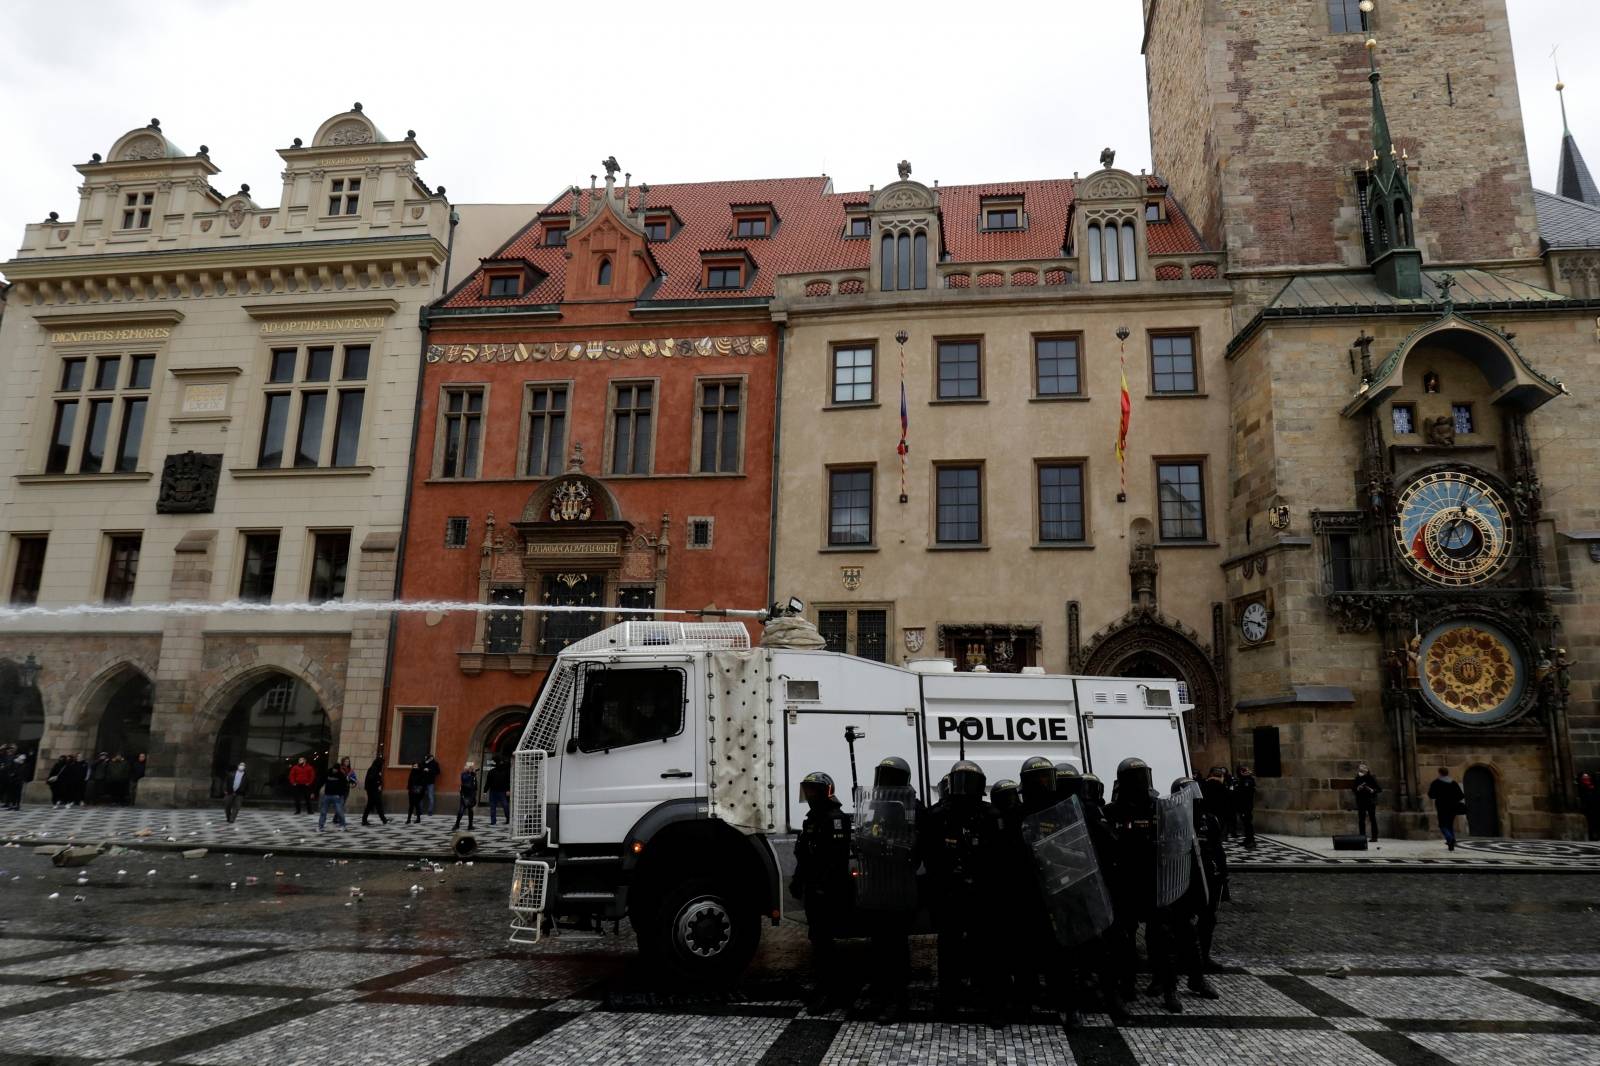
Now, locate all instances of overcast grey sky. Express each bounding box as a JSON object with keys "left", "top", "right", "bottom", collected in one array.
[{"left": 1, "top": 0, "right": 1595, "bottom": 278}]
